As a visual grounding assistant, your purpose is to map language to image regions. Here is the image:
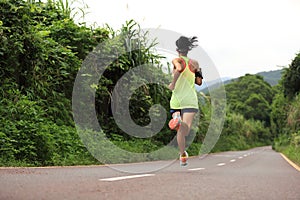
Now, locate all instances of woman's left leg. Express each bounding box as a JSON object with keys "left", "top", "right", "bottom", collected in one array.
[{"left": 177, "top": 111, "right": 197, "bottom": 155}]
